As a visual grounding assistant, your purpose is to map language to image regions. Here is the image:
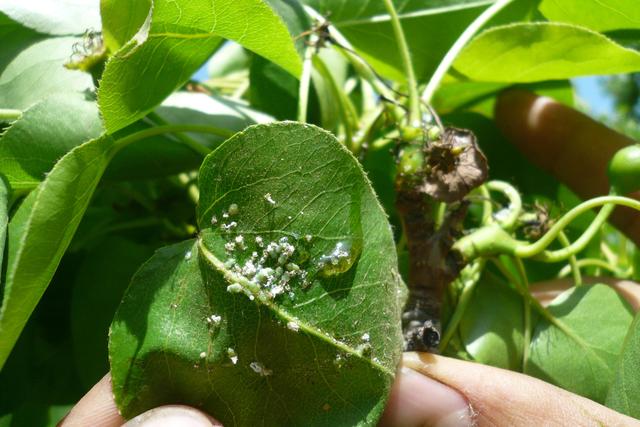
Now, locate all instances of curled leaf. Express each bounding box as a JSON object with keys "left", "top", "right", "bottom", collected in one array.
[{"left": 421, "top": 127, "right": 488, "bottom": 203}]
